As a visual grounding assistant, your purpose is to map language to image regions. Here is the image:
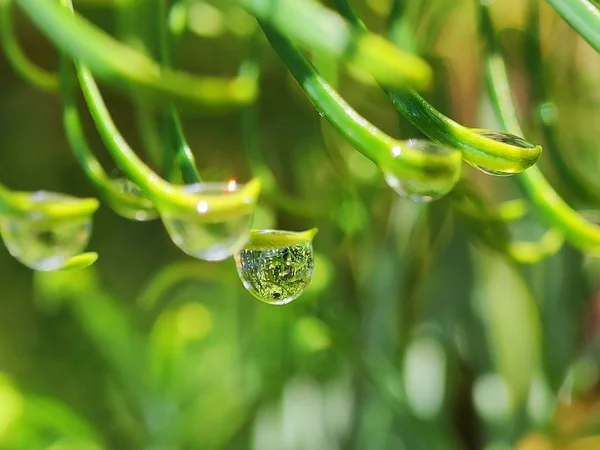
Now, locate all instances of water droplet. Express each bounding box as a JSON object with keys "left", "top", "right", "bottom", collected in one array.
[
  {"left": 109, "top": 178, "right": 159, "bottom": 221},
  {"left": 0, "top": 192, "right": 92, "bottom": 271},
  {"left": 471, "top": 130, "right": 537, "bottom": 176},
  {"left": 235, "top": 230, "right": 315, "bottom": 305},
  {"left": 382, "top": 140, "right": 461, "bottom": 202},
  {"left": 161, "top": 182, "right": 254, "bottom": 261}
]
